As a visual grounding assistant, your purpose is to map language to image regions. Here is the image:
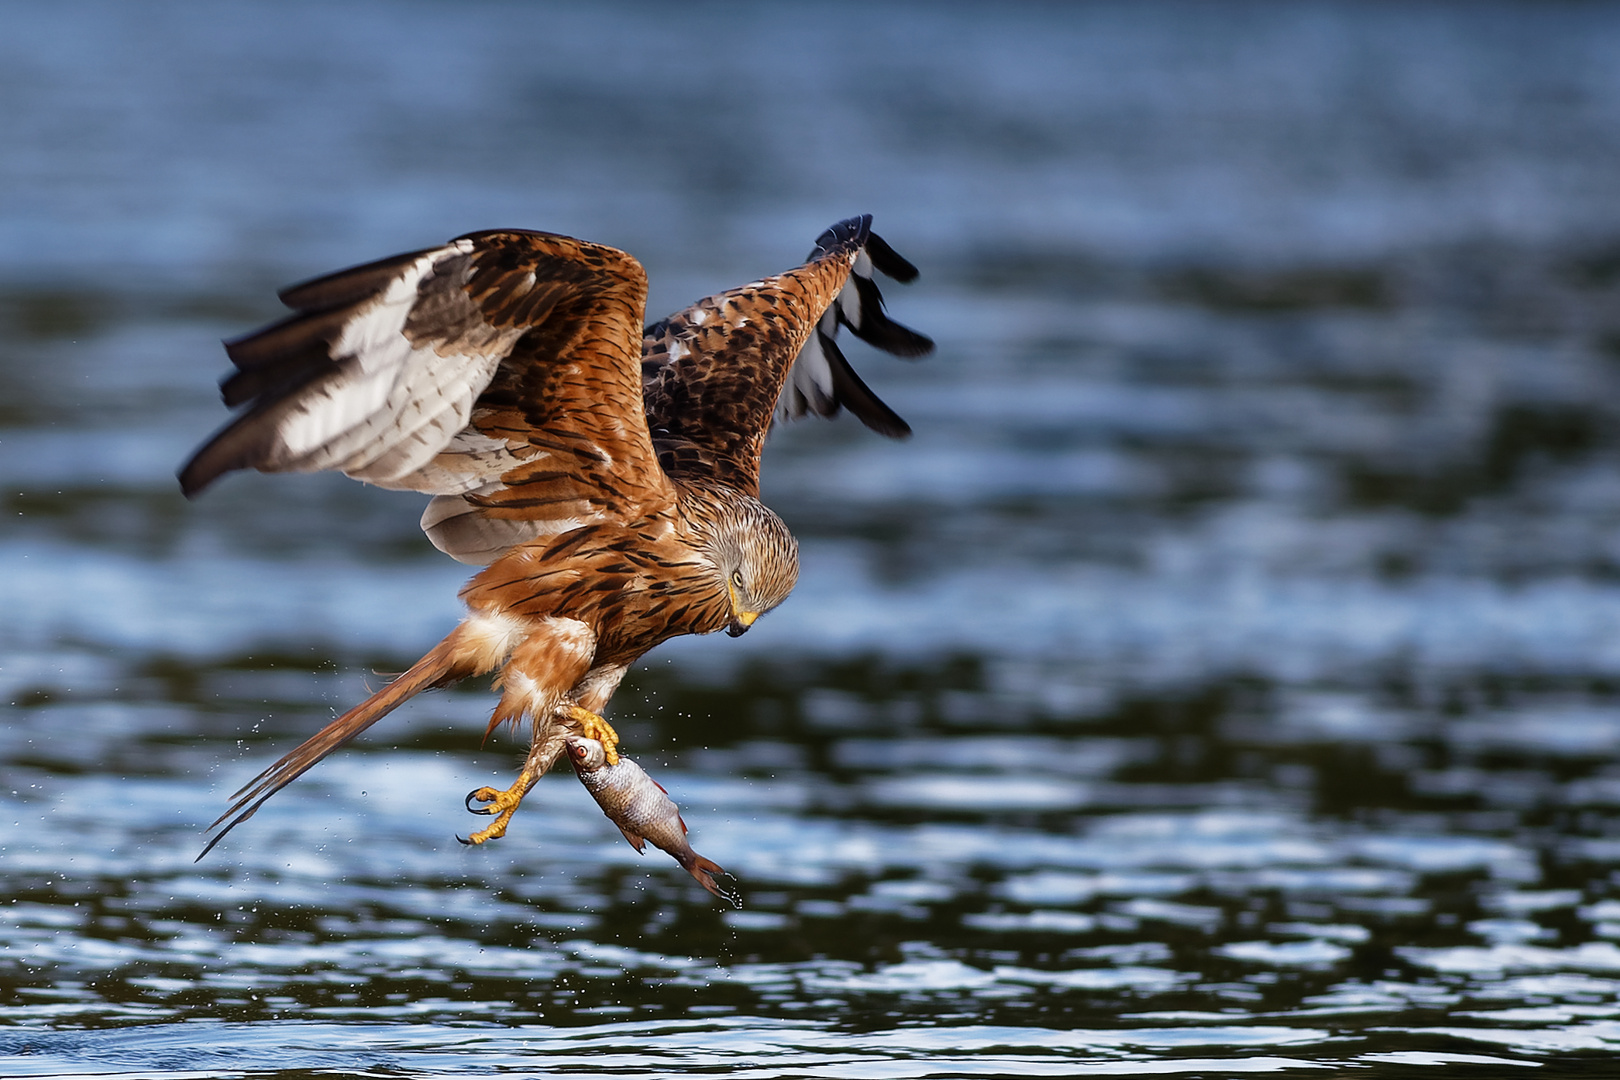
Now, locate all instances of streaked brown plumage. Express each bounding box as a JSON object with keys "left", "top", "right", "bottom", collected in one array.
[{"left": 184, "top": 215, "right": 930, "bottom": 858}]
